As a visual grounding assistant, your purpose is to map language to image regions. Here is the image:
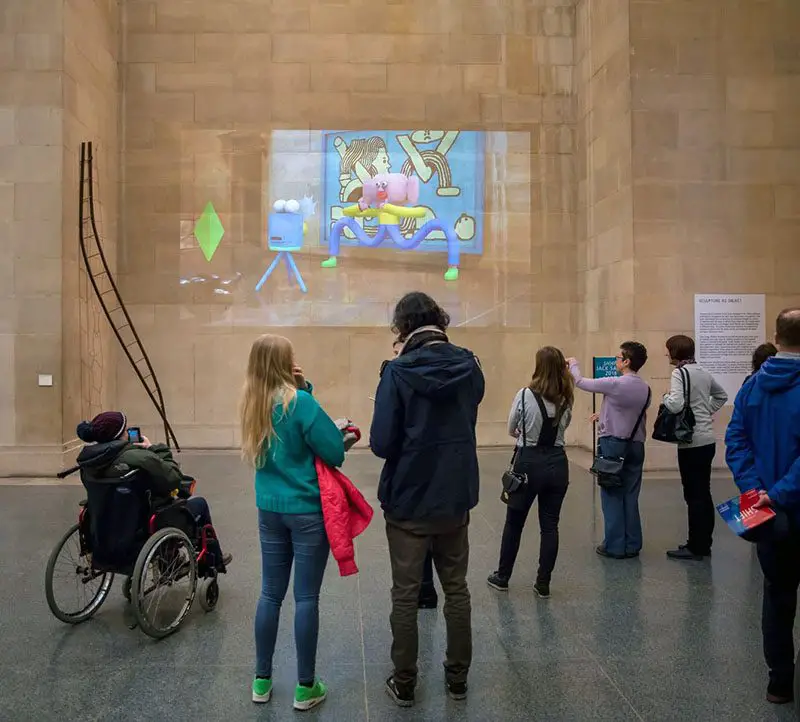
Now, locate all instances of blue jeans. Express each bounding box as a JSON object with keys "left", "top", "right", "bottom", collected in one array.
[
  {"left": 254, "top": 510, "right": 330, "bottom": 684},
  {"left": 598, "top": 437, "right": 645, "bottom": 556}
]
